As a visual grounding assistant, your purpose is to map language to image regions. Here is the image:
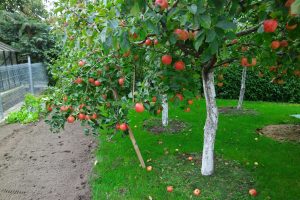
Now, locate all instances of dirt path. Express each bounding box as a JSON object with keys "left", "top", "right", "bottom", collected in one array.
[{"left": 0, "top": 121, "right": 96, "bottom": 200}]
